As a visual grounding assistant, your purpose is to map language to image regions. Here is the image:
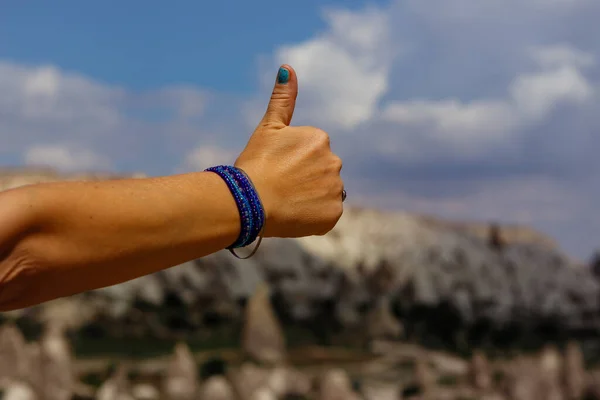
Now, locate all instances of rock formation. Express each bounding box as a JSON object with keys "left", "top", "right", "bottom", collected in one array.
[
  {"left": 131, "top": 383, "right": 160, "bottom": 400},
  {"left": 242, "top": 283, "right": 286, "bottom": 365},
  {"left": 162, "top": 342, "right": 198, "bottom": 400},
  {"left": 502, "top": 365, "right": 536, "bottom": 400},
  {"left": 96, "top": 365, "right": 134, "bottom": 400},
  {"left": 38, "top": 321, "right": 74, "bottom": 400},
  {"left": 199, "top": 376, "right": 235, "bottom": 400},
  {"left": 538, "top": 345, "right": 564, "bottom": 400},
  {"left": 229, "top": 363, "right": 271, "bottom": 400},
  {"left": 366, "top": 297, "right": 404, "bottom": 342},
  {"left": 360, "top": 381, "right": 402, "bottom": 400},
  {"left": 469, "top": 350, "right": 492, "bottom": 393},
  {"left": 414, "top": 353, "right": 435, "bottom": 399},
  {"left": 249, "top": 387, "right": 277, "bottom": 400},
  {"left": 0, "top": 322, "right": 28, "bottom": 385},
  {"left": 563, "top": 341, "right": 586, "bottom": 400},
  {"left": 2, "top": 381, "right": 38, "bottom": 400},
  {"left": 317, "top": 369, "right": 360, "bottom": 400},
  {"left": 4, "top": 317, "right": 600, "bottom": 400}
]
